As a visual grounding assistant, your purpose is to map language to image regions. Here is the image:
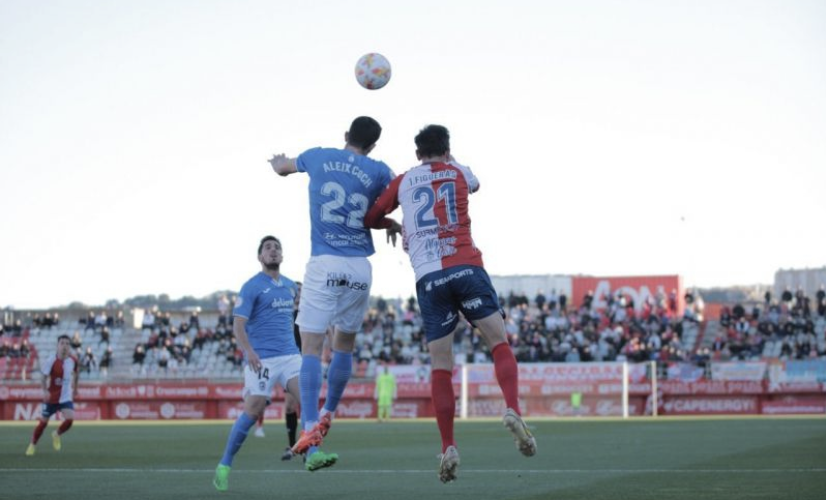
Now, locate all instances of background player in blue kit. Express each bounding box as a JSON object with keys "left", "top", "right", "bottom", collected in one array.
[
  {"left": 213, "top": 236, "right": 311, "bottom": 491},
  {"left": 268, "top": 116, "right": 398, "bottom": 468}
]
